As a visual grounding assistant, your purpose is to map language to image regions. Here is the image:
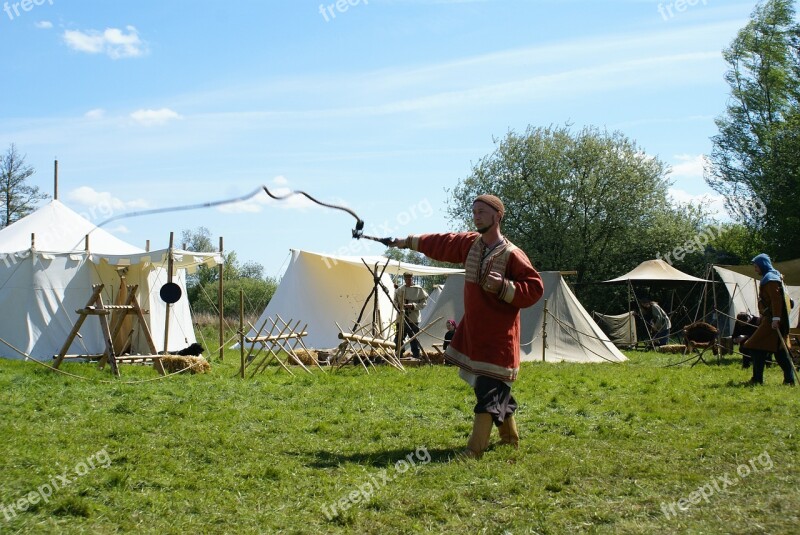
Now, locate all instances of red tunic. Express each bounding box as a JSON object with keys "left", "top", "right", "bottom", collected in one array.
[{"left": 408, "top": 232, "right": 544, "bottom": 382}]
